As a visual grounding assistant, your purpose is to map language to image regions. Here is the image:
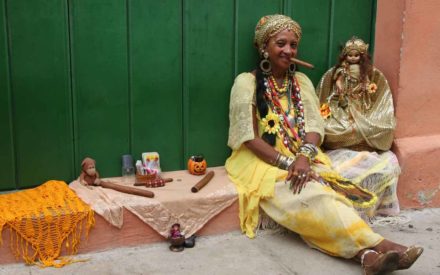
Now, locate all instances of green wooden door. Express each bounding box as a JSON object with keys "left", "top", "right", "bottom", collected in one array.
[{"left": 0, "top": 0, "right": 376, "bottom": 190}]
